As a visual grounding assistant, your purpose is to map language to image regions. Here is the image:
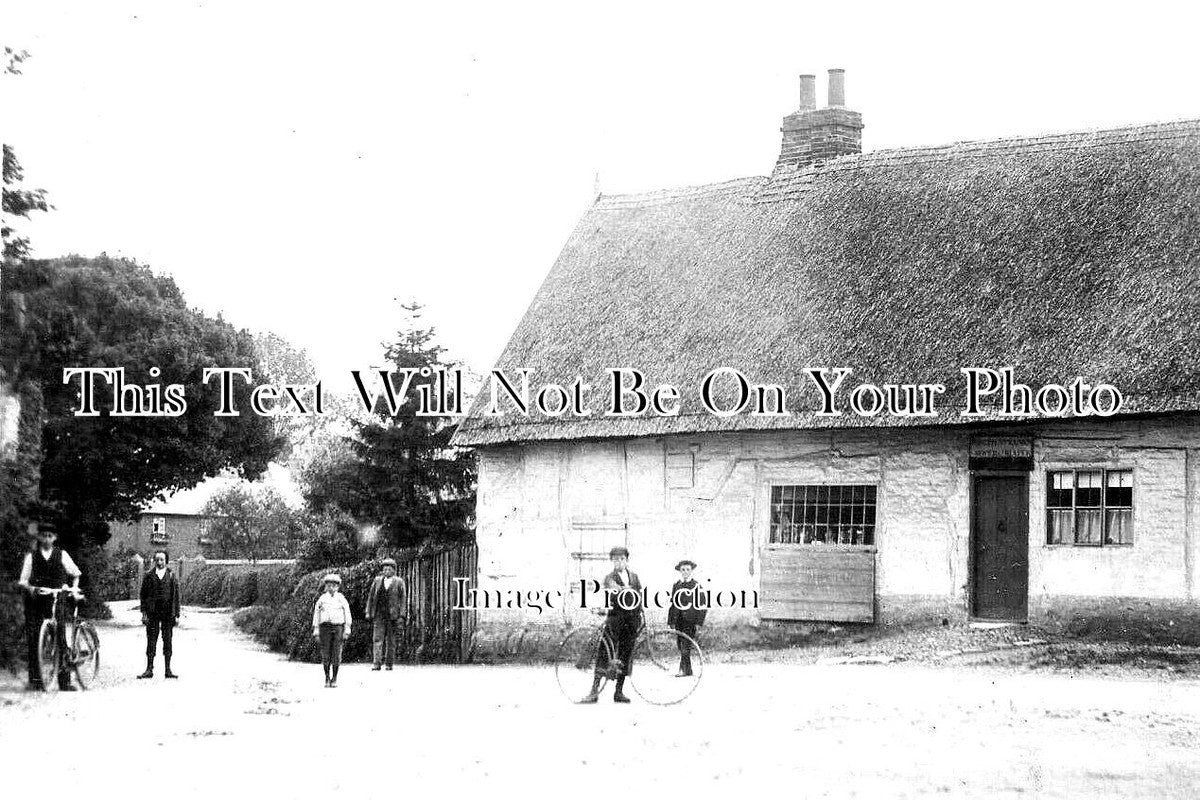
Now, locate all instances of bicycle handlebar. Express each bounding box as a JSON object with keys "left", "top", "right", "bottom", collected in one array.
[{"left": 30, "top": 586, "right": 84, "bottom": 599}]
